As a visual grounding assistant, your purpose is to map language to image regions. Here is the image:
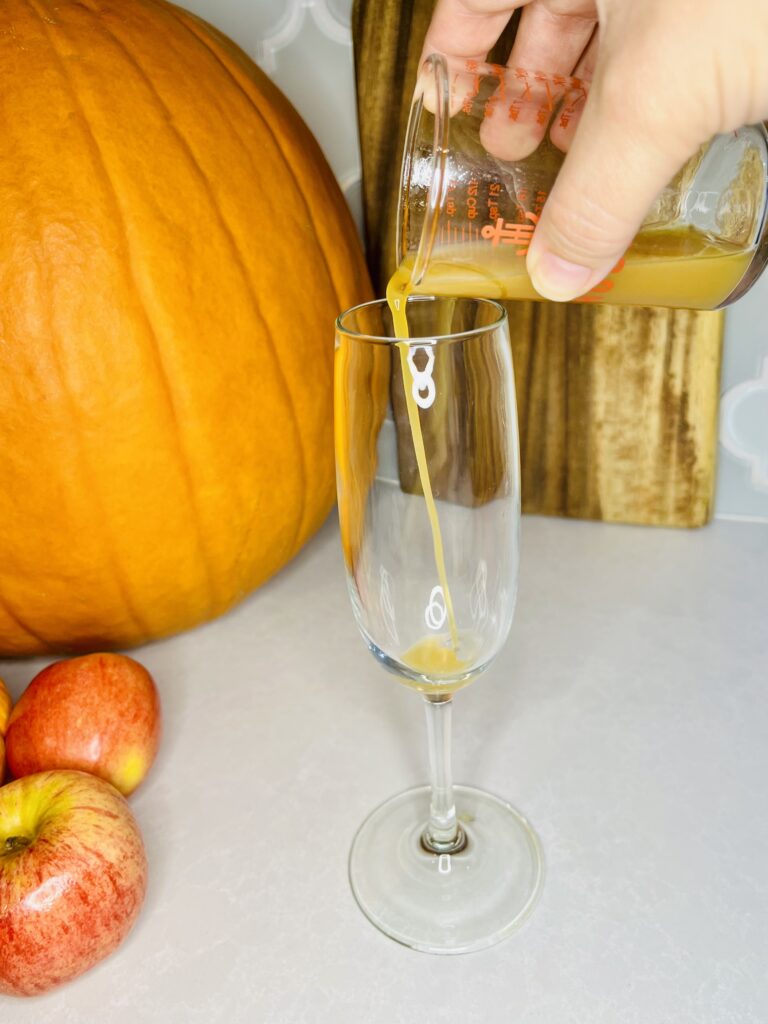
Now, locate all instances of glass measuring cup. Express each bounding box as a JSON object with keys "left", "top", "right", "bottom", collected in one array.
[{"left": 395, "top": 54, "right": 768, "bottom": 309}]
